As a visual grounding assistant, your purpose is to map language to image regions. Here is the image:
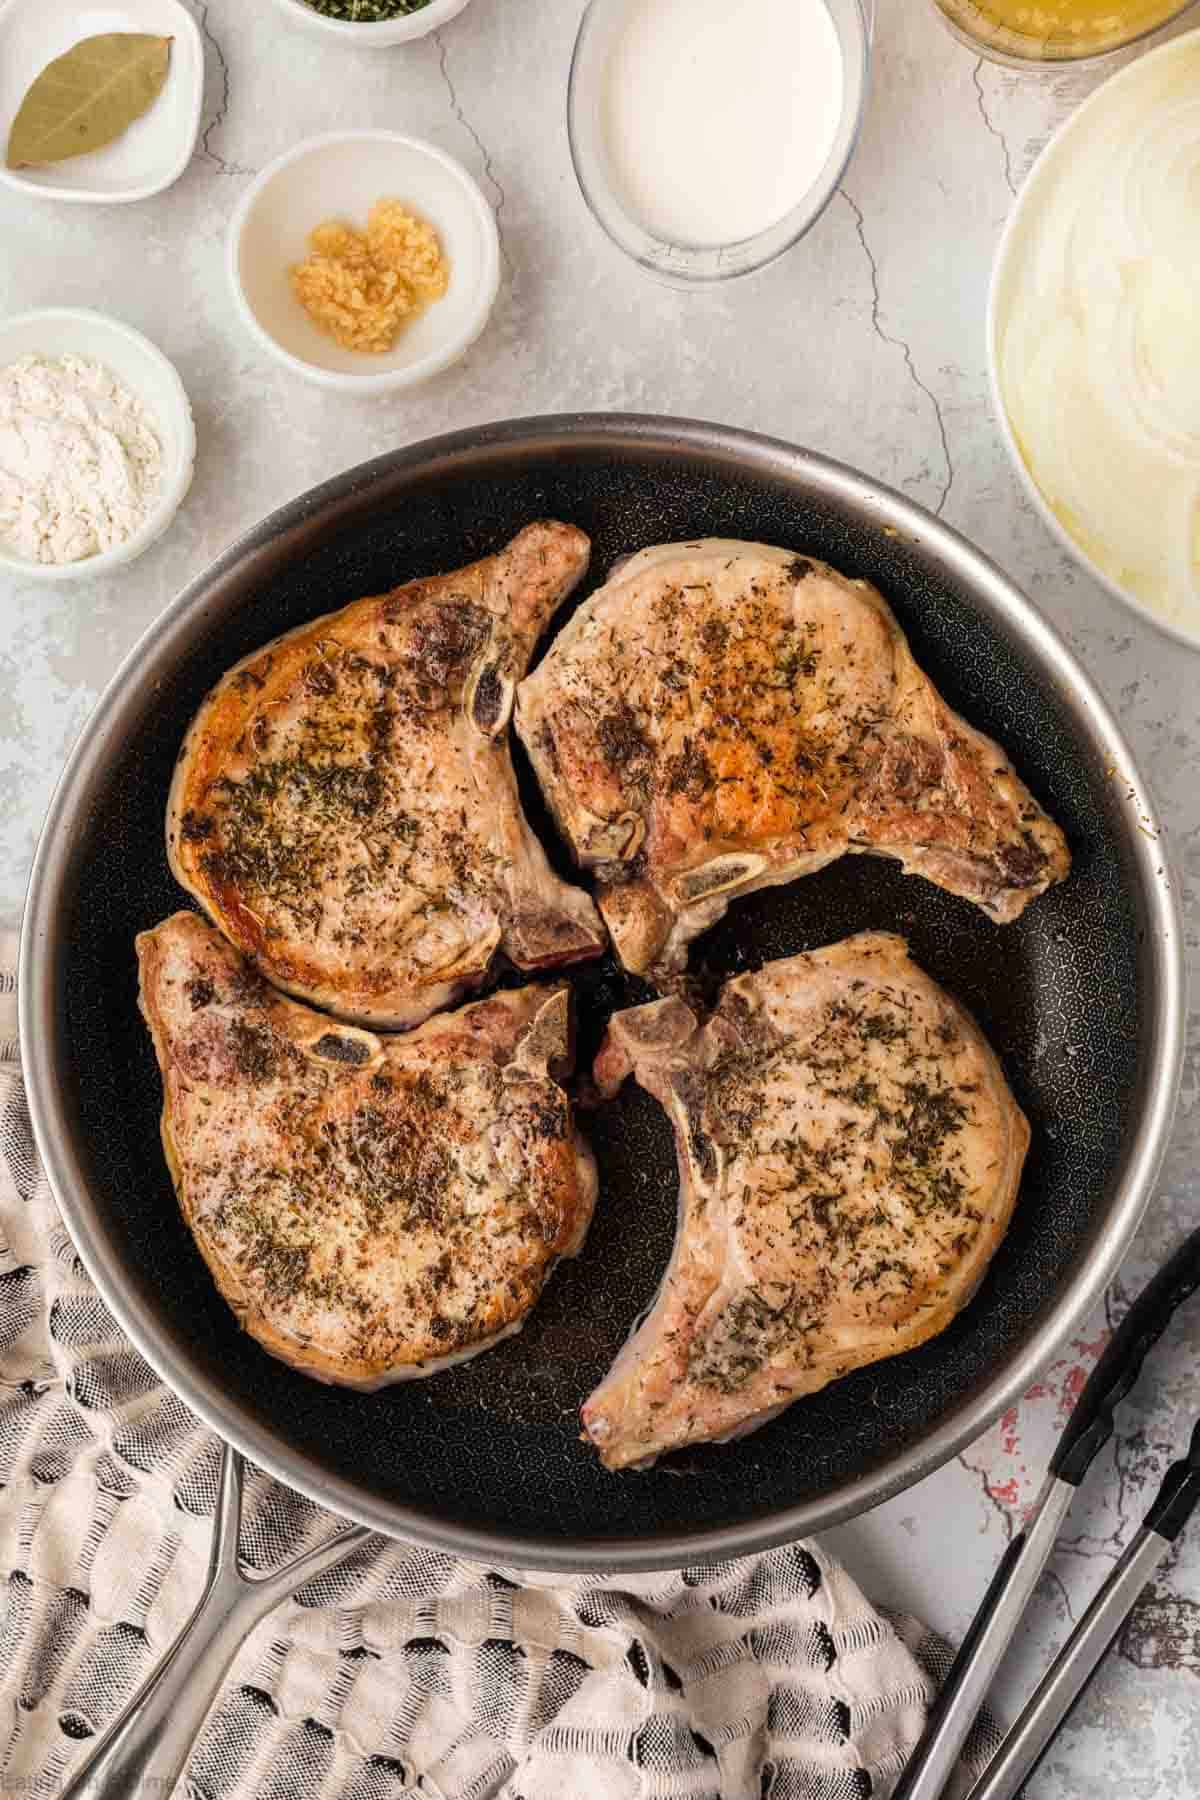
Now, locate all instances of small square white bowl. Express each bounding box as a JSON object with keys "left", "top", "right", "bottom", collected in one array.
[{"left": 0, "top": 0, "right": 203, "bottom": 205}]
